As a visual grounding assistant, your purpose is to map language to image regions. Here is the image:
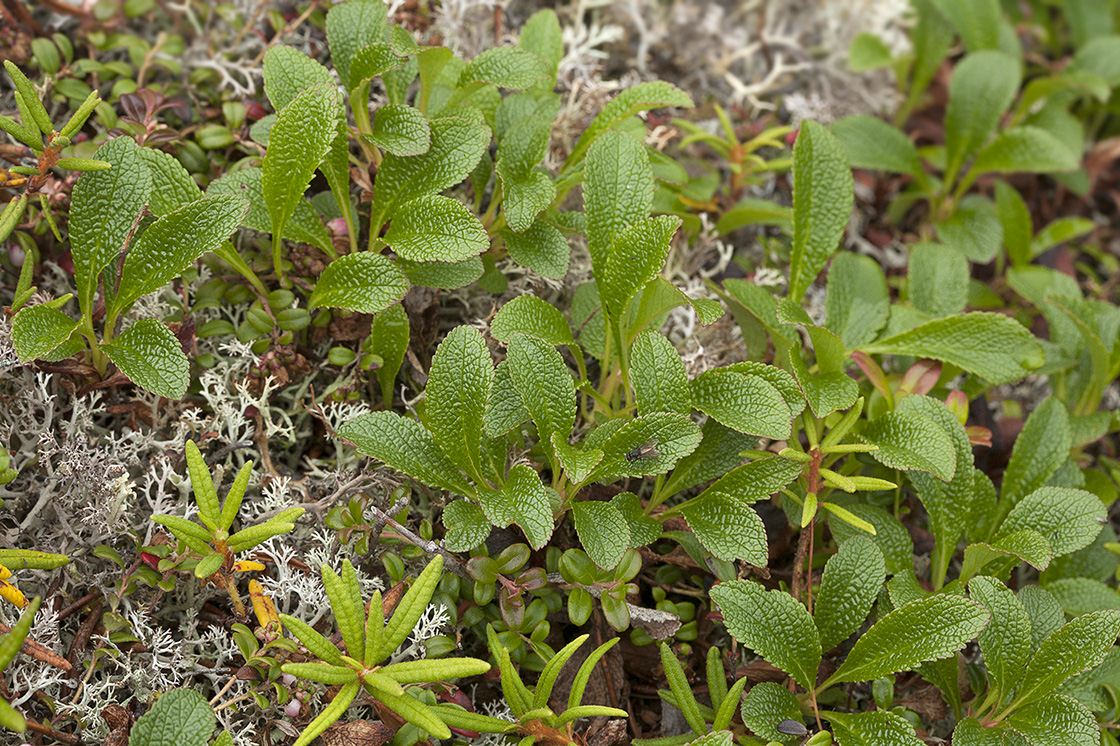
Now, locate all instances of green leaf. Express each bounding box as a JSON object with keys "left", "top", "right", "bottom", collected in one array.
[
  {"left": 589, "top": 412, "right": 702, "bottom": 481},
  {"left": 136, "top": 149, "right": 203, "bottom": 216},
  {"left": 69, "top": 136, "right": 151, "bottom": 319},
  {"left": 567, "top": 81, "right": 693, "bottom": 167},
  {"left": 825, "top": 252, "right": 889, "bottom": 348},
  {"left": 571, "top": 501, "right": 630, "bottom": 569},
  {"left": 1072, "top": 35, "right": 1120, "bottom": 85},
  {"left": 829, "top": 505, "right": 915, "bottom": 576},
  {"left": 944, "top": 51, "right": 1021, "bottom": 183},
  {"left": 714, "top": 198, "right": 792, "bottom": 235},
  {"left": 788, "top": 120, "right": 854, "bottom": 303},
  {"left": 610, "top": 492, "right": 662, "bottom": 548},
  {"left": 999, "top": 487, "right": 1106, "bottom": 559},
  {"left": 307, "top": 253, "right": 410, "bottom": 313},
  {"left": 365, "top": 104, "right": 431, "bottom": 156},
  {"left": 1007, "top": 694, "right": 1099, "bottom": 746},
  {"left": 504, "top": 218, "right": 570, "bottom": 279},
  {"left": 262, "top": 83, "right": 340, "bottom": 258},
  {"left": 518, "top": 9, "right": 562, "bottom": 78},
  {"left": 996, "top": 181, "right": 1032, "bottom": 268},
  {"left": 497, "top": 115, "right": 554, "bottom": 232},
  {"left": 479, "top": 464, "right": 556, "bottom": 550},
  {"left": 1029, "top": 217, "right": 1096, "bottom": 259},
  {"left": 909, "top": 243, "right": 968, "bottom": 318},
  {"left": 825, "top": 595, "right": 990, "bottom": 685},
  {"left": 931, "top": 0, "right": 1001, "bottom": 50},
  {"left": 935, "top": 194, "right": 1004, "bottom": 263},
  {"left": 824, "top": 710, "right": 924, "bottom": 746},
  {"left": 785, "top": 345, "right": 859, "bottom": 419},
  {"left": 689, "top": 369, "right": 792, "bottom": 439},
  {"left": 11, "top": 298, "right": 77, "bottom": 361},
  {"left": 483, "top": 360, "right": 529, "bottom": 437},
  {"left": 384, "top": 194, "right": 488, "bottom": 263},
  {"left": 961, "top": 530, "right": 1054, "bottom": 581},
  {"left": 113, "top": 195, "right": 249, "bottom": 314},
  {"left": 849, "top": 32, "right": 894, "bottom": 71},
  {"left": 505, "top": 334, "right": 576, "bottom": 464},
  {"left": 859, "top": 312, "right": 1044, "bottom": 385},
  {"left": 1019, "top": 586, "right": 1065, "bottom": 654},
  {"left": 262, "top": 46, "right": 334, "bottom": 112},
  {"left": 1045, "top": 578, "right": 1120, "bottom": 617},
  {"left": 740, "top": 682, "right": 803, "bottom": 742},
  {"left": 490, "top": 295, "right": 573, "bottom": 345},
  {"left": 102, "top": 319, "right": 190, "bottom": 399},
  {"left": 815, "top": 536, "right": 886, "bottom": 651},
  {"left": 969, "top": 576, "right": 1032, "bottom": 703},
  {"left": 370, "top": 116, "right": 490, "bottom": 232},
  {"left": 630, "top": 331, "right": 691, "bottom": 416},
  {"left": 1014, "top": 610, "right": 1120, "bottom": 708},
  {"left": 207, "top": 167, "right": 334, "bottom": 255},
  {"left": 830, "top": 115, "right": 921, "bottom": 175},
  {"left": 1001, "top": 398, "right": 1072, "bottom": 509},
  {"left": 320, "top": 561, "right": 365, "bottom": 662},
  {"left": 441, "top": 500, "right": 490, "bottom": 552},
  {"left": 427, "top": 325, "right": 492, "bottom": 481},
  {"left": 128, "top": 689, "right": 215, "bottom": 746},
  {"left": 338, "top": 411, "right": 474, "bottom": 496},
  {"left": 600, "top": 215, "right": 681, "bottom": 318},
  {"left": 290, "top": 679, "right": 359, "bottom": 746},
  {"left": 325, "top": 0, "right": 388, "bottom": 91},
  {"left": 679, "top": 490, "right": 767, "bottom": 564},
  {"left": 380, "top": 555, "right": 444, "bottom": 659},
  {"left": 553, "top": 436, "right": 603, "bottom": 486},
  {"left": 703, "top": 456, "right": 805, "bottom": 505},
  {"left": 367, "top": 304, "right": 410, "bottom": 405},
  {"left": 460, "top": 46, "right": 549, "bottom": 89},
  {"left": 584, "top": 130, "right": 653, "bottom": 279},
  {"left": 710, "top": 580, "right": 821, "bottom": 691},
  {"left": 861, "top": 411, "right": 957, "bottom": 481},
  {"left": 660, "top": 419, "right": 756, "bottom": 498},
  {"left": 970, "top": 126, "right": 1079, "bottom": 177},
  {"left": 399, "top": 256, "right": 483, "bottom": 289},
  {"left": 350, "top": 42, "right": 409, "bottom": 86}
]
